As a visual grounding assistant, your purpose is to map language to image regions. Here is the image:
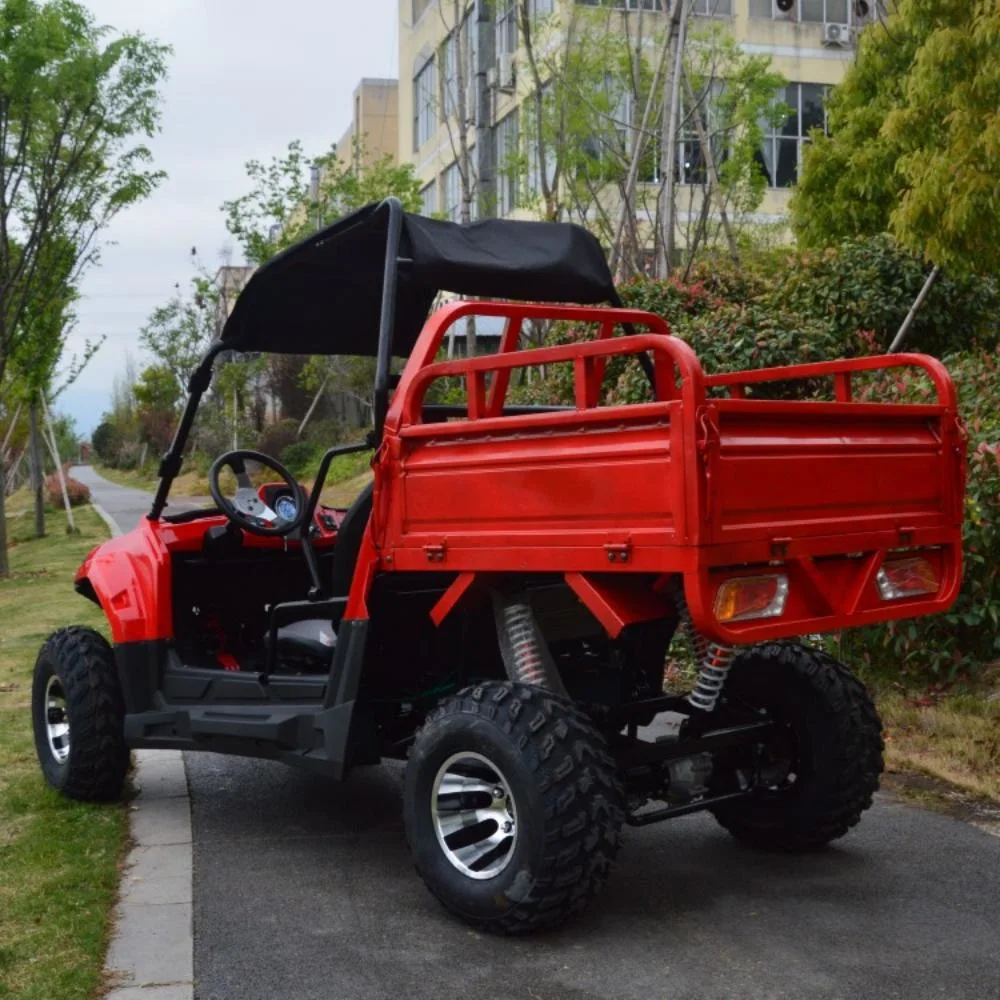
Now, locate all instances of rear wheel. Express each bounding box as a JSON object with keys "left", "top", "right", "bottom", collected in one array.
[
  {"left": 711, "top": 641, "right": 883, "bottom": 851},
  {"left": 32, "top": 627, "right": 129, "bottom": 802},
  {"left": 404, "top": 681, "right": 624, "bottom": 934}
]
